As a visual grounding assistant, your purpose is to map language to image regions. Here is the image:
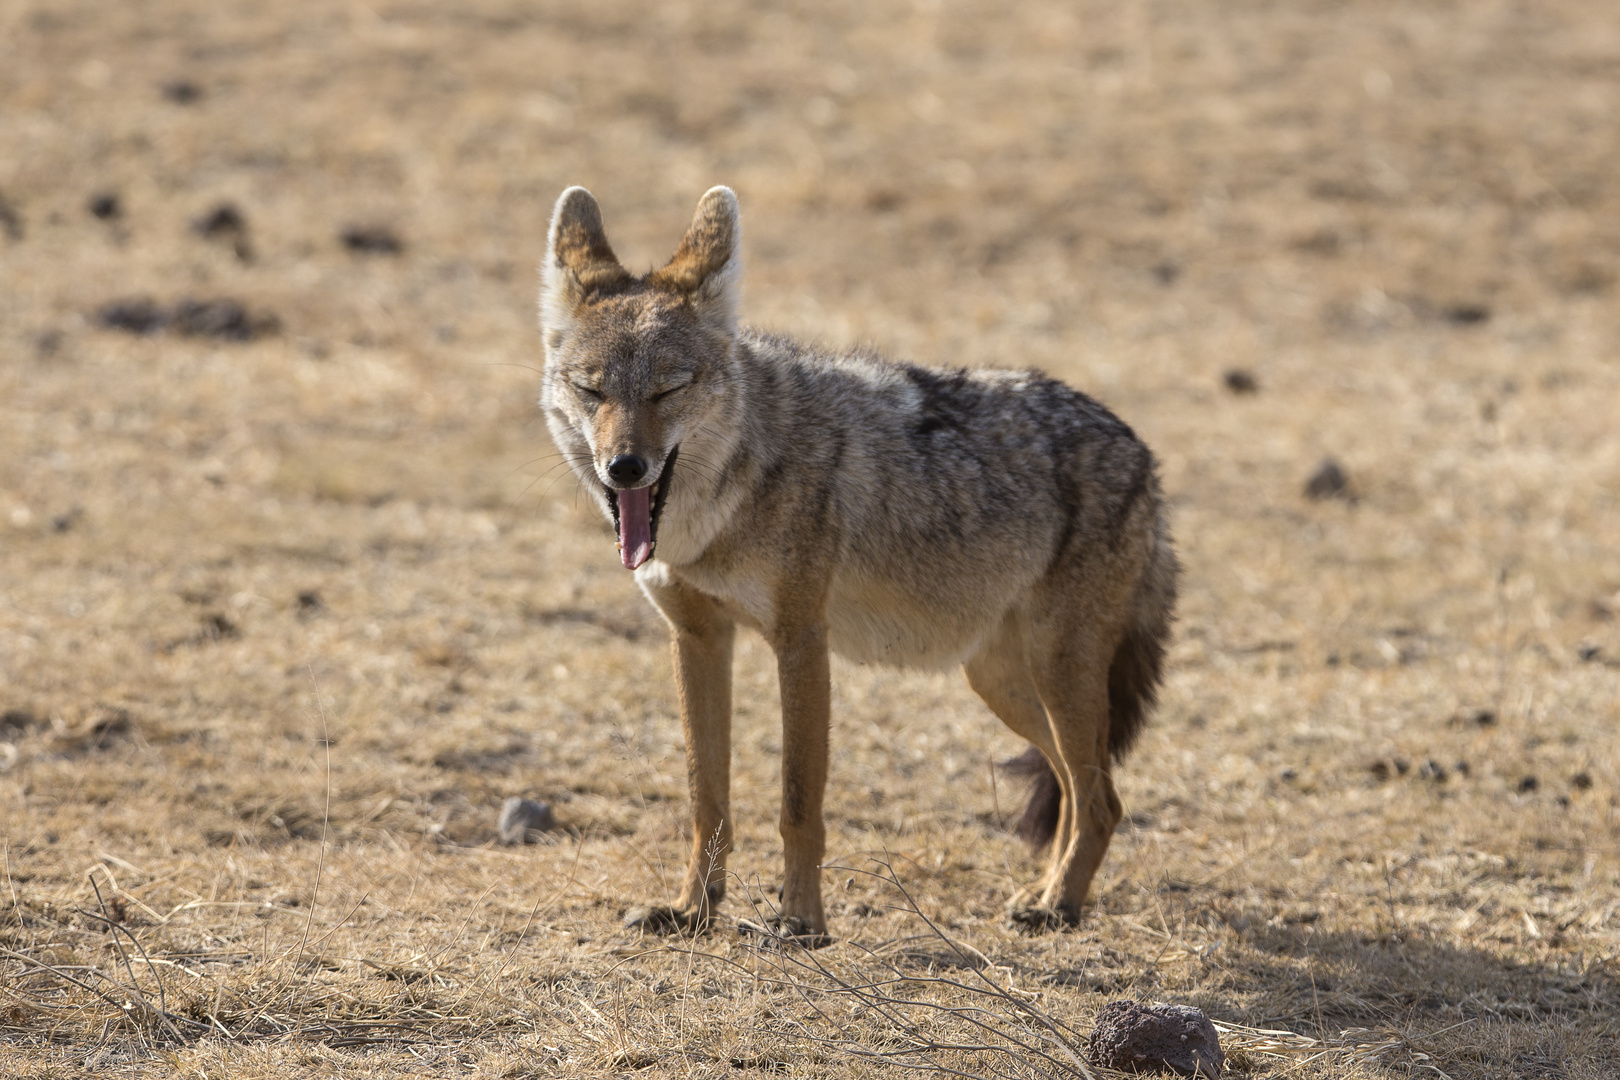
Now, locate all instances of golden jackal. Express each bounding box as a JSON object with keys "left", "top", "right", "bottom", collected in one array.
[{"left": 539, "top": 186, "right": 1177, "bottom": 939}]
